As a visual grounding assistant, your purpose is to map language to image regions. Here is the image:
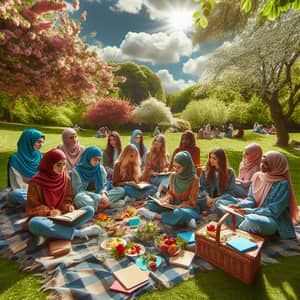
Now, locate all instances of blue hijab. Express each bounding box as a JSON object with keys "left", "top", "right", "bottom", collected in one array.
[
  {"left": 130, "top": 129, "right": 147, "bottom": 157},
  {"left": 75, "top": 146, "right": 104, "bottom": 193},
  {"left": 8, "top": 128, "right": 45, "bottom": 184}
]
